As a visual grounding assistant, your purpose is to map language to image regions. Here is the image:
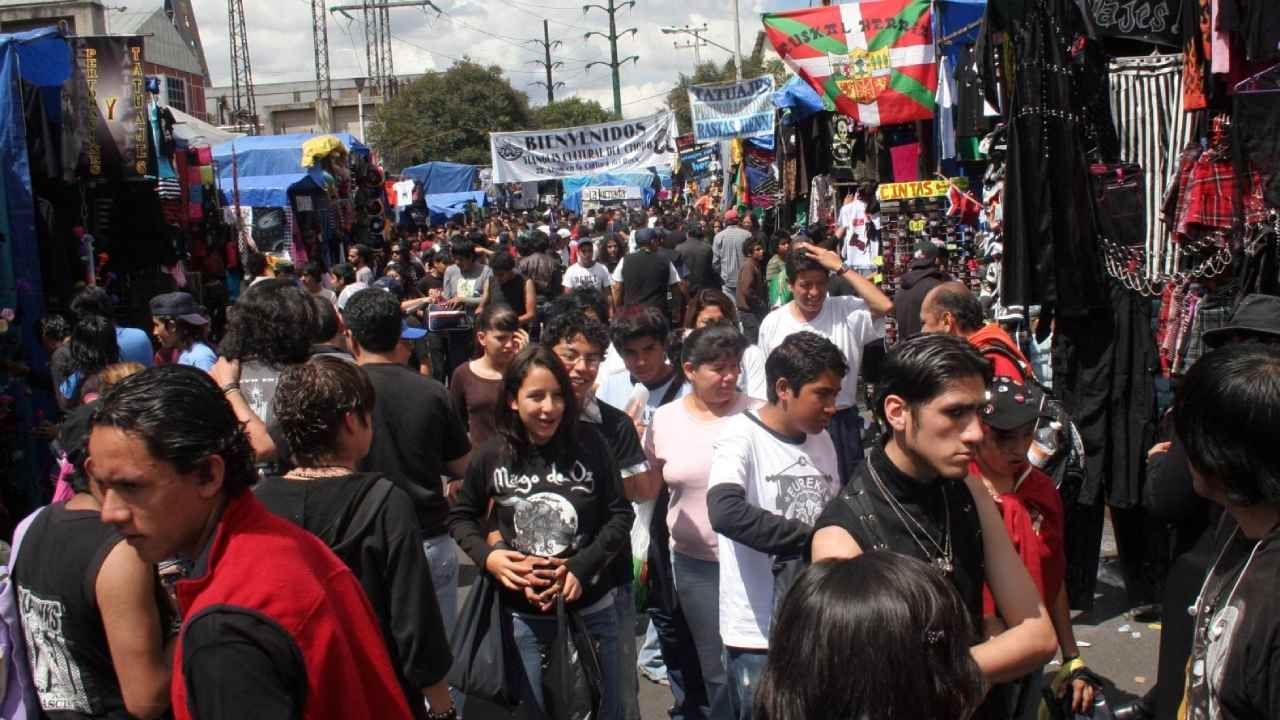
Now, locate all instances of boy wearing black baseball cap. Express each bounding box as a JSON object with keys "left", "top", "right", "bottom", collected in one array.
[{"left": 972, "top": 377, "right": 1100, "bottom": 716}]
